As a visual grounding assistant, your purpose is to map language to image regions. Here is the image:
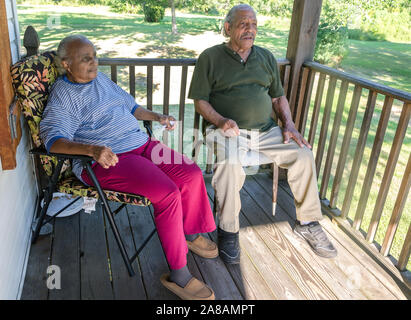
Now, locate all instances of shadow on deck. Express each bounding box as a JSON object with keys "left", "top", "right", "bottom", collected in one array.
[{"left": 21, "top": 173, "right": 410, "bottom": 300}]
